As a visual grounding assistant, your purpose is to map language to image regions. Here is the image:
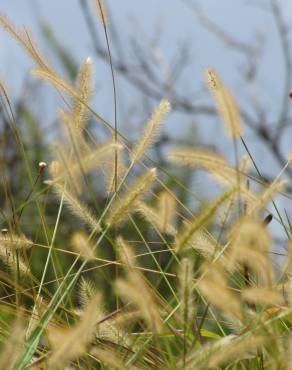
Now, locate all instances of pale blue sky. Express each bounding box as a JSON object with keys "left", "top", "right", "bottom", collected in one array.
[
  {"left": 0, "top": 0, "right": 289, "bottom": 165},
  {"left": 0, "top": 0, "right": 291, "bottom": 243}
]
